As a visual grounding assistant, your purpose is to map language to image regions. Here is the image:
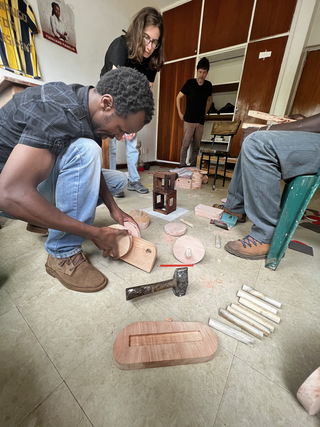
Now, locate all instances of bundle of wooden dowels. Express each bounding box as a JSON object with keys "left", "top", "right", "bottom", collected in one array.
[{"left": 208, "top": 285, "right": 282, "bottom": 347}]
